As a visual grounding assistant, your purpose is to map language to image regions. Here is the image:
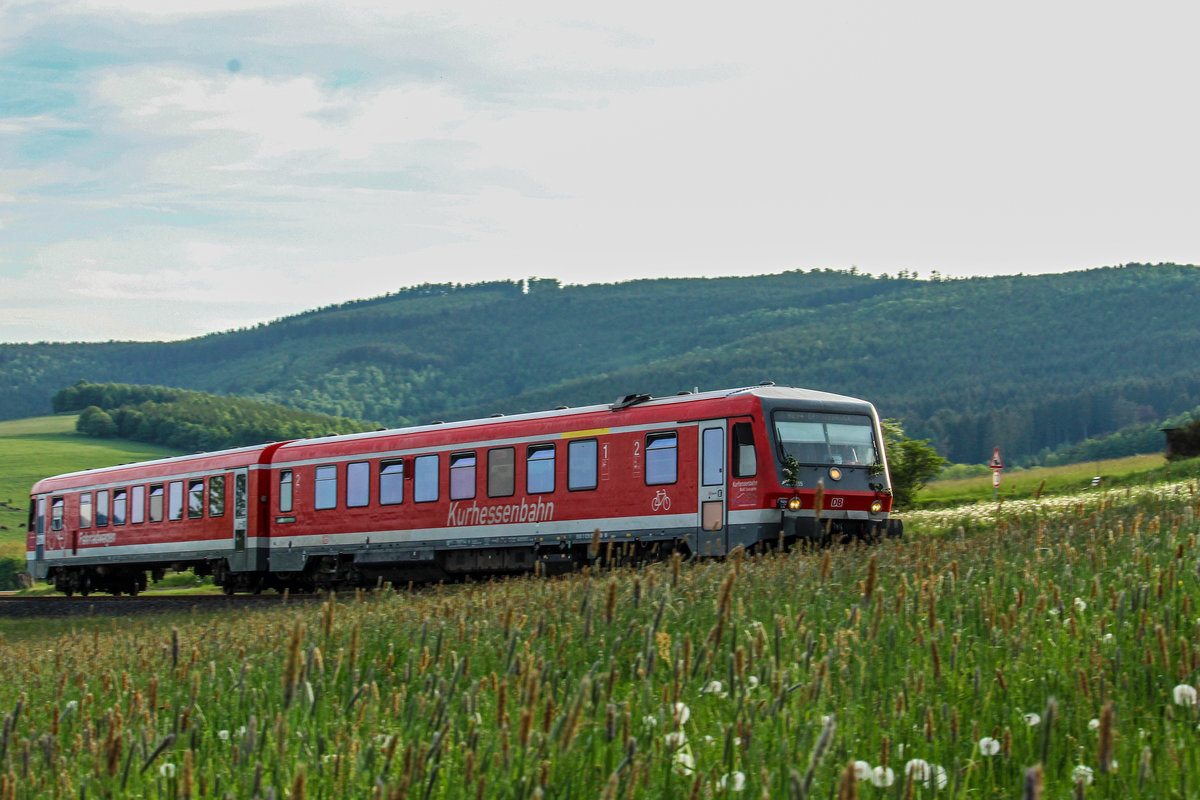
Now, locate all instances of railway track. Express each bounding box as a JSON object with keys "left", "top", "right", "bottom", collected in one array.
[{"left": 0, "top": 593, "right": 321, "bottom": 619}]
